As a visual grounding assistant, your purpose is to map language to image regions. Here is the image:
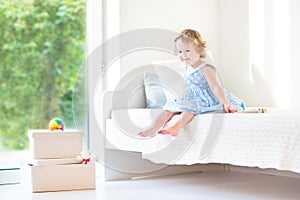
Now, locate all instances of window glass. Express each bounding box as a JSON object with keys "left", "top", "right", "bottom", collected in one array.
[{"left": 0, "top": 0, "right": 86, "bottom": 170}]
